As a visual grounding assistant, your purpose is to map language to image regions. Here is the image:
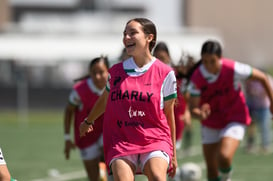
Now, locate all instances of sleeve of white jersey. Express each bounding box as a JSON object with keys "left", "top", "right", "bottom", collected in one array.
[
  {"left": 162, "top": 70, "right": 177, "bottom": 101},
  {"left": 234, "top": 61, "right": 253, "bottom": 81},
  {"left": 106, "top": 74, "right": 111, "bottom": 91},
  {"left": 68, "top": 89, "right": 81, "bottom": 106}
]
